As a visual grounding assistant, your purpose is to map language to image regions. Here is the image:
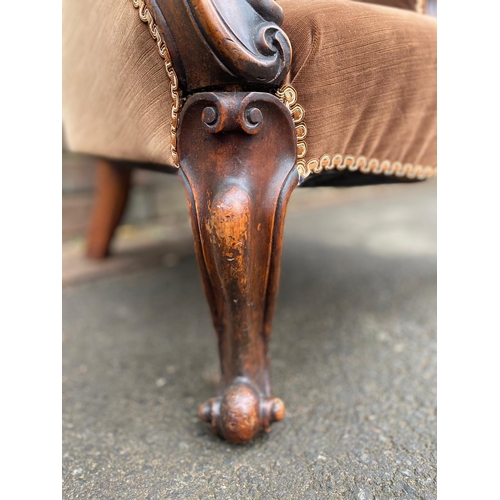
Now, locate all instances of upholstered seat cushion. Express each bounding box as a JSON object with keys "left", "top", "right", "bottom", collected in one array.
[{"left": 62, "top": 0, "right": 436, "bottom": 174}]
